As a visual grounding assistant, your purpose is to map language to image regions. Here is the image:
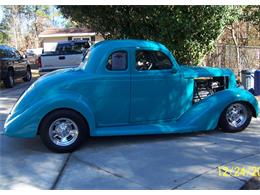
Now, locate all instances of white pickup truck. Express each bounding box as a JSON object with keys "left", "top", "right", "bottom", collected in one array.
[{"left": 39, "top": 40, "right": 90, "bottom": 75}]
